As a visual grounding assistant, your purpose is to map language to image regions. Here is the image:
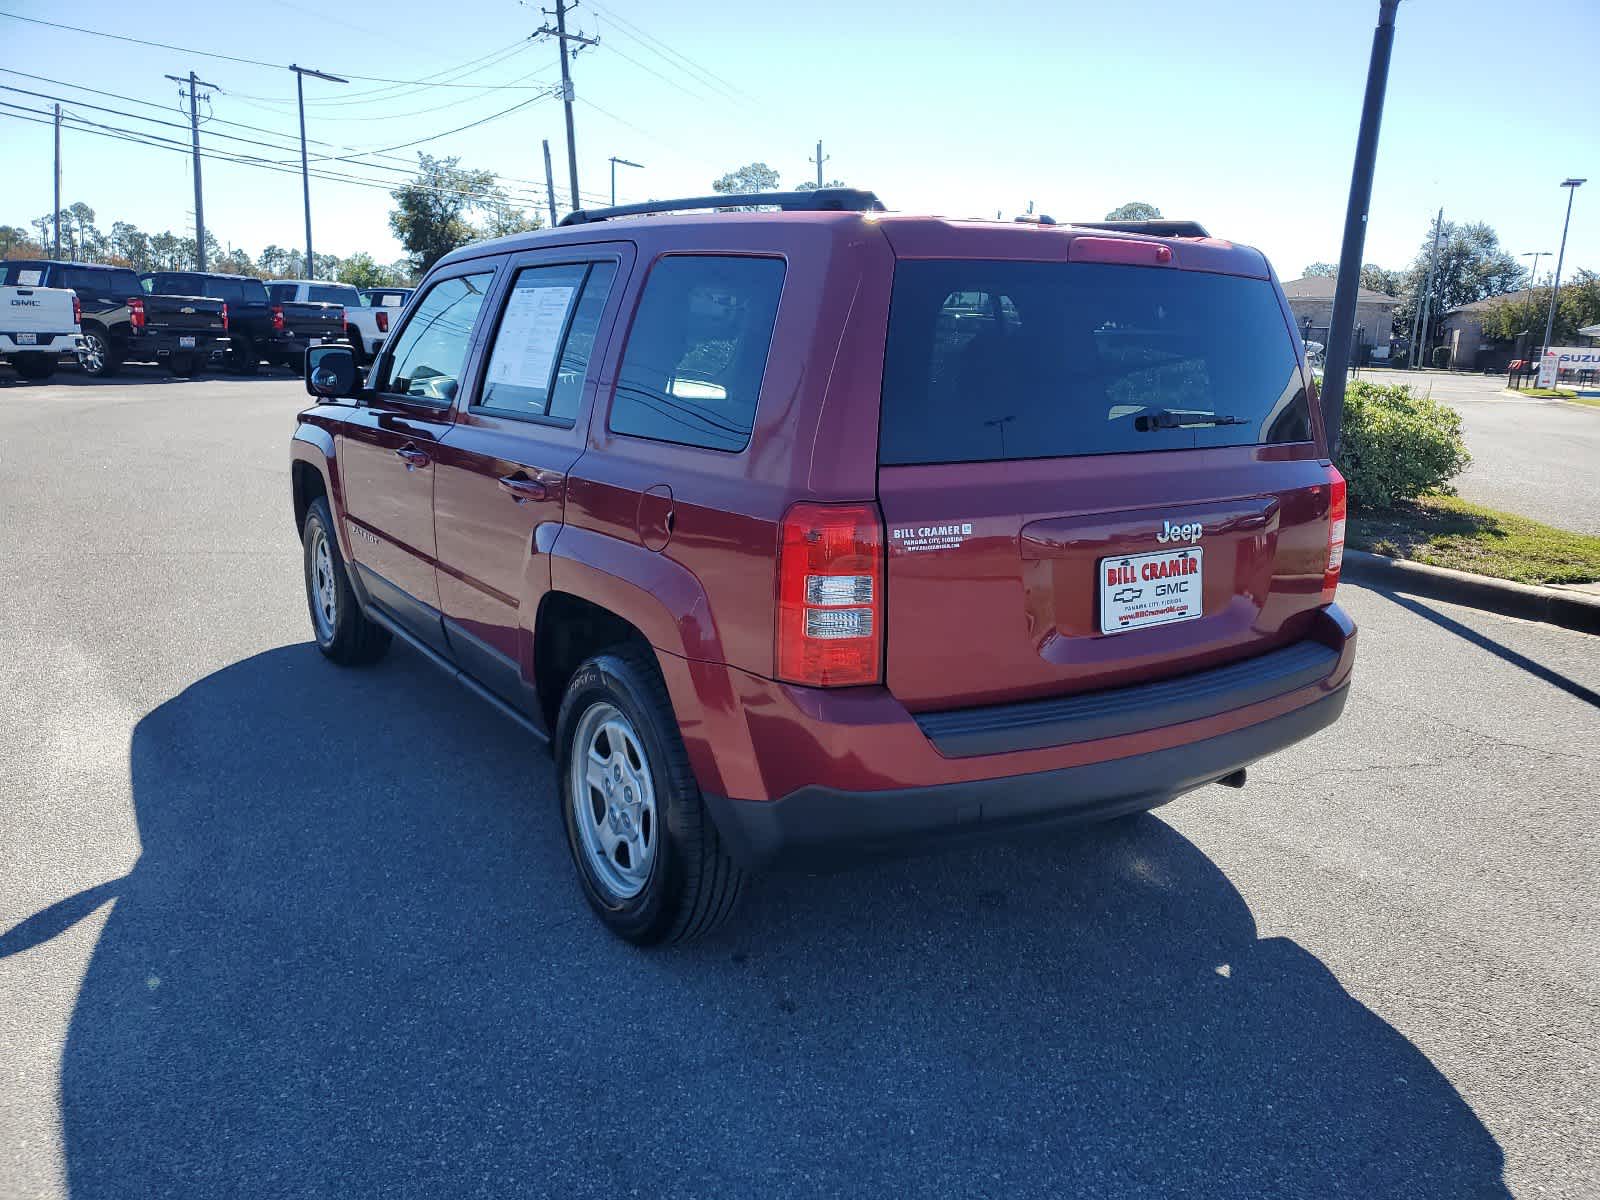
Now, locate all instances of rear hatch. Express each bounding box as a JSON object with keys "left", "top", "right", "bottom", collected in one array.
[
  {"left": 141, "top": 294, "right": 227, "bottom": 334},
  {"left": 874, "top": 236, "right": 1337, "bottom": 713}
]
